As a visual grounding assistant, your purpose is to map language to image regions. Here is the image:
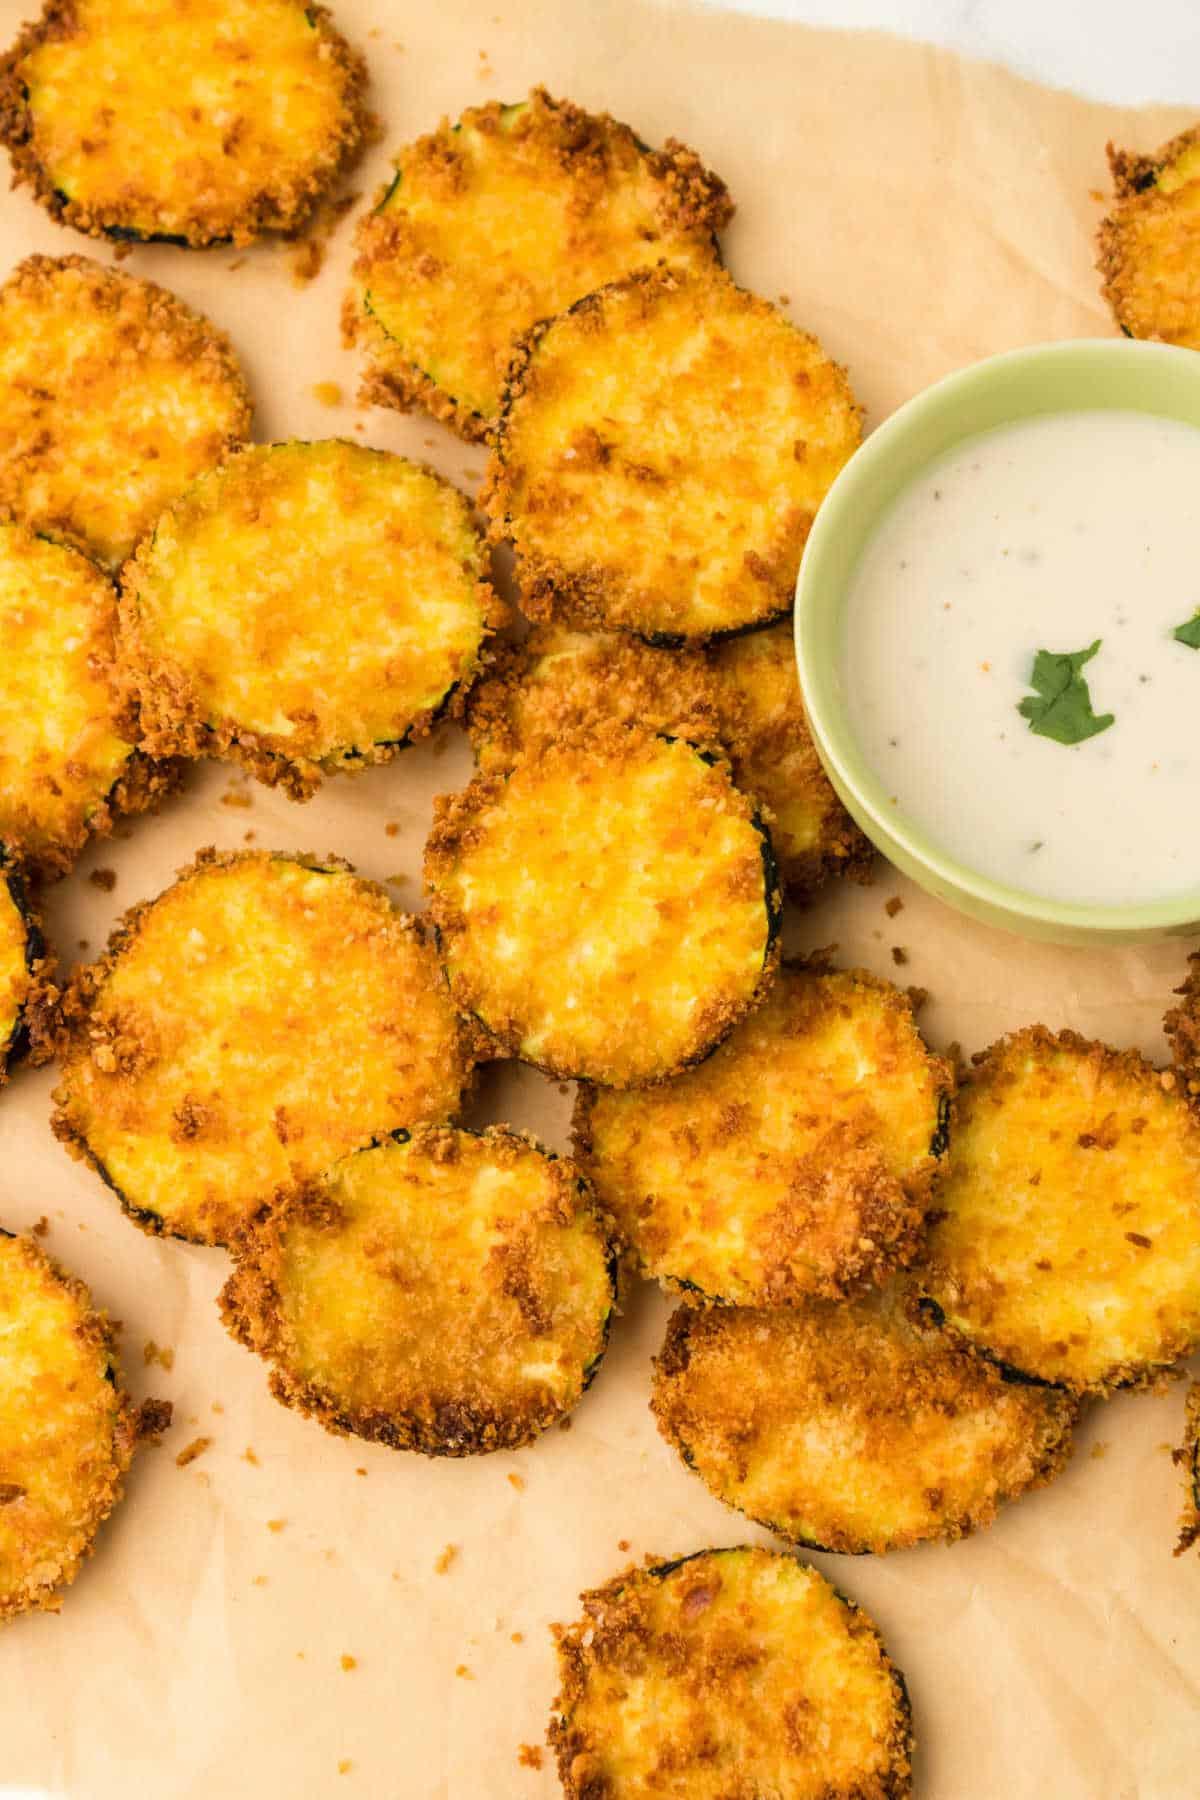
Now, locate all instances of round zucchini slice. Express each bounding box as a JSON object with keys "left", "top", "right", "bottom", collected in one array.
[
  {"left": 0, "top": 859, "right": 39, "bottom": 1082},
  {"left": 1099, "top": 127, "right": 1200, "bottom": 347},
  {"left": 220, "top": 1125, "right": 615, "bottom": 1455},
  {"left": 709, "top": 622, "right": 872, "bottom": 897},
  {"left": 349, "top": 88, "right": 732, "bottom": 442},
  {"left": 0, "top": 255, "right": 251, "bottom": 572},
  {"left": 575, "top": 961, "right": 951, "bottom": 1304},
  {"left": 550, "top": 1546, "right": 913, "bottom": 1799},
  {"left": 425, "top": 727, "right": 781, "bottom": 1087},
  {"left": 1176, "top": 1381, "right": 1200, "bottom": 1555},
  {"left": 0, "top": 1231, "right": 142, "bottom": 1622},
  {"left": 52, "top": 850, "right": 474, "bottom": 1247},
  {"left": 1166, "top": 950, "right": 1200, "bottom": 1103},
  {"left": 0, "top": 0, "right": 368, "bottom": 248},
  {"left": 922, "top": 1026, "right": 1200, "bottom": 1394},
  {"left": 652, "top": 1291, "right": 1078, "bottom": 1556},
  {"left": 121, "top": 440, "right": 496, "bottom": 798},
  {"left": 486, "top": 263, "right": 861, "bottom": 643}
]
